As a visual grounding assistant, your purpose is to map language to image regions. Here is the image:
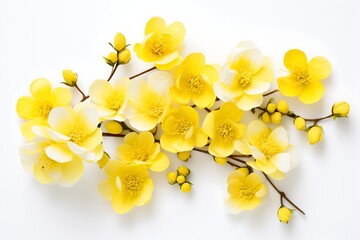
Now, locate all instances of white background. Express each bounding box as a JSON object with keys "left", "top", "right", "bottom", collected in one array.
[{"left": 1, "top": 0, "right": 360, "bottom": 239}]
